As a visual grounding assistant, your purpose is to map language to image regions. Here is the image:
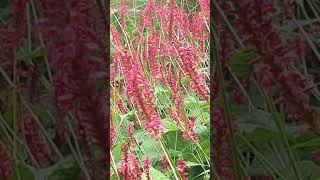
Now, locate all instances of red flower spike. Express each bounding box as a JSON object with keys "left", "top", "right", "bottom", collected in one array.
[
  {"left": 143, "top": 157, "right": 152, "bottom": 180},
  {"left": 176, "top": 159, "right": 189, "bottom": 180}
]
